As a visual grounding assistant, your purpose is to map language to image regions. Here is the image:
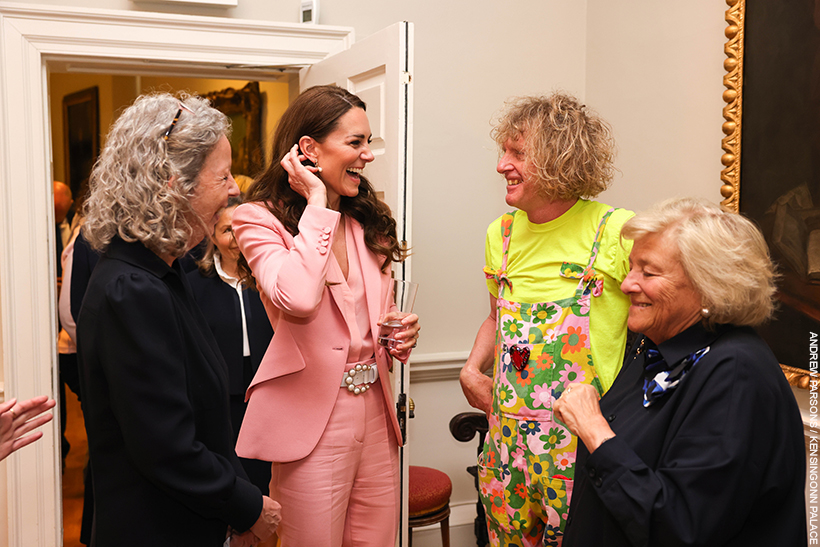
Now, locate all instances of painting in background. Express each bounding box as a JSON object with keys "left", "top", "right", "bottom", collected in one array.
[
  {"left": 739, "top": 0, "right": 820, "bottom": 374},
  {"left": 204, "top": 81, "right": 264, "bottom": 179},
  {"left": 62, "top": 86, "right": 100, "bottom": 201}
]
